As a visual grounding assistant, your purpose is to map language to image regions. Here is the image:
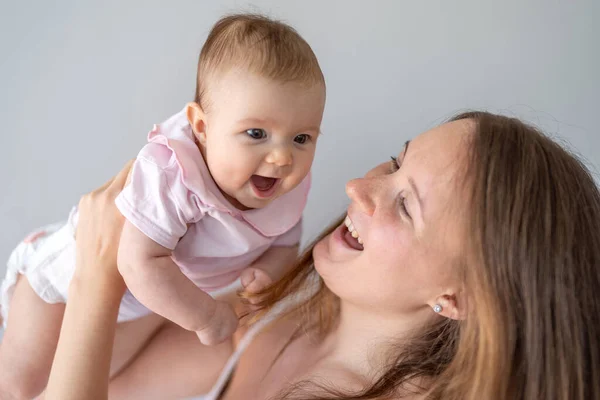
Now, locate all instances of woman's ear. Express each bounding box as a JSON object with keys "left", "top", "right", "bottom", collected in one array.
[
  {"left": 430, "top": 291, "right": 467, "bottom": 320},
  {"left": 186, "top": 102, "right": 207, "bottom": 145}
]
